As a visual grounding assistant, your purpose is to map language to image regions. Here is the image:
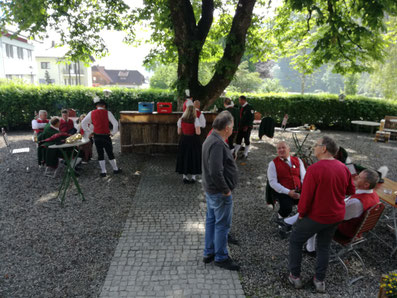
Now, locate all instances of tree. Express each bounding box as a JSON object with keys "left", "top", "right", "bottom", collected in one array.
[
  {"left": 1, "top": 0, "right": 397, "bottom": 109},
  {"left": 44, "top": 70, "right": 52, "bottom": 85},
  {"left": 149, "top": 64, "right": 177, "bottom": 89},
  {"left": 226, "top": 61, "right": 263, "bottom": 93}
]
